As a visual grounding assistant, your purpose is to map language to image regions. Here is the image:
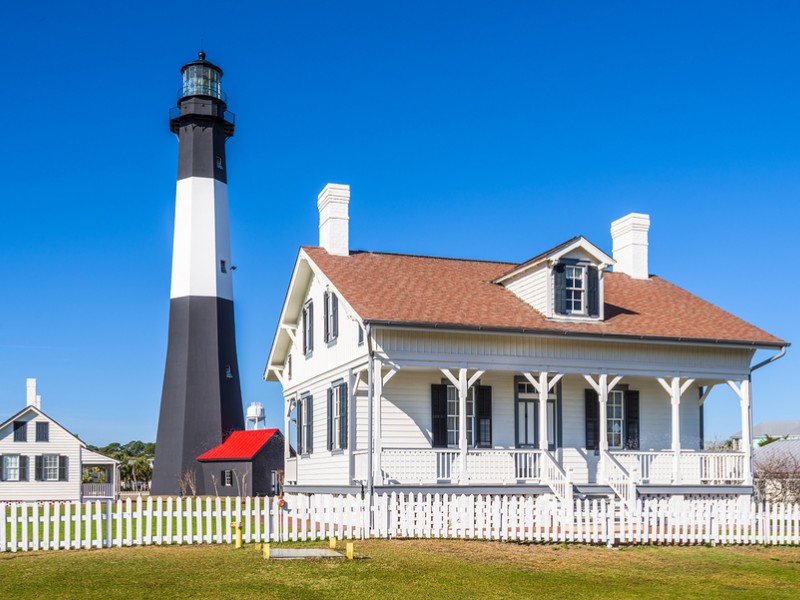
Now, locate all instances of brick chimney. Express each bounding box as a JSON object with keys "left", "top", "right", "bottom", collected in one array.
[
  {"left": 610, "top": 213, "right": 650, "bottom": 280},
  {"left": 318, "top": 183, "right": 350, "bottom": 256}
]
